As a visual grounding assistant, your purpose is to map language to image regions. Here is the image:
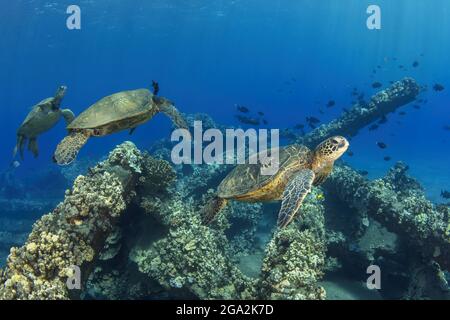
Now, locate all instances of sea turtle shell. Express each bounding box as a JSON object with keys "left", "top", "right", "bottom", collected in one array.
[
  {"left": 217, "top": 144, "right": 313, "bottom": 198},
  {"left": 67, "top": 89, "right": 154, "bottom": 131}
]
